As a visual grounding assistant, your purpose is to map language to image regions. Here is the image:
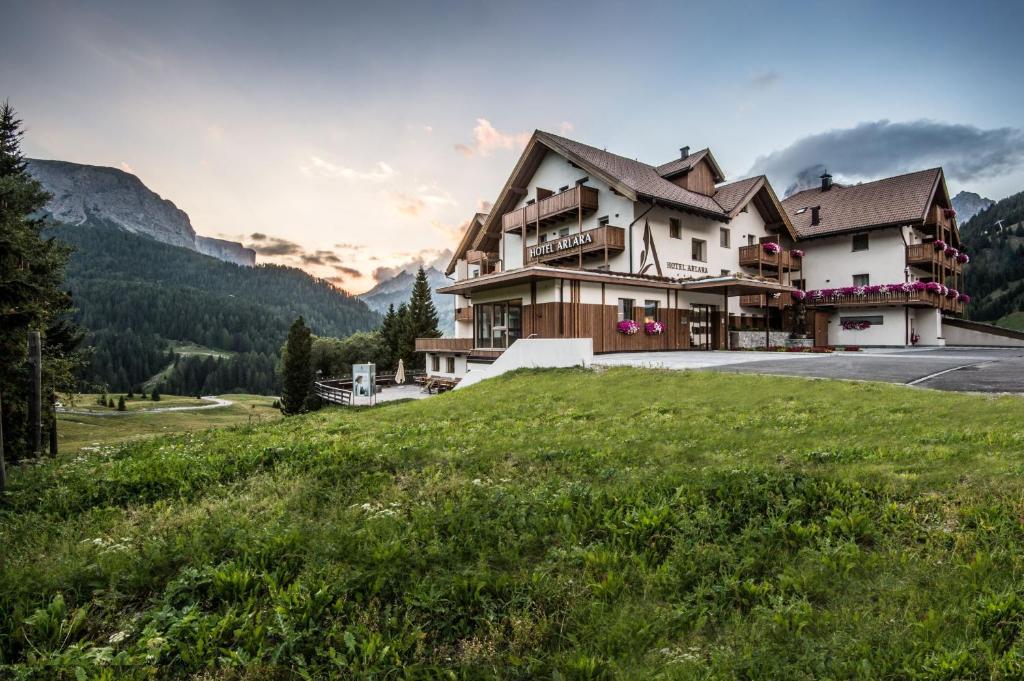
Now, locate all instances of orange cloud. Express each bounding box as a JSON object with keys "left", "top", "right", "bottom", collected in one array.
[{"left": 455, "top": 118, "right": 531, "bottom": 157}]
